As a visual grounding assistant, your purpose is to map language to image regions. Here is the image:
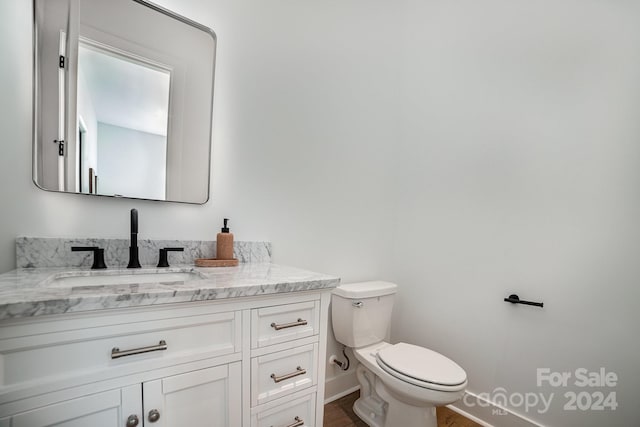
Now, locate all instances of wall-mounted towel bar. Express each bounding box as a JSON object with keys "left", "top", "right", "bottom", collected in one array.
[{"left": 504, "top": 294, "right": 544, "bottom": 308}]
